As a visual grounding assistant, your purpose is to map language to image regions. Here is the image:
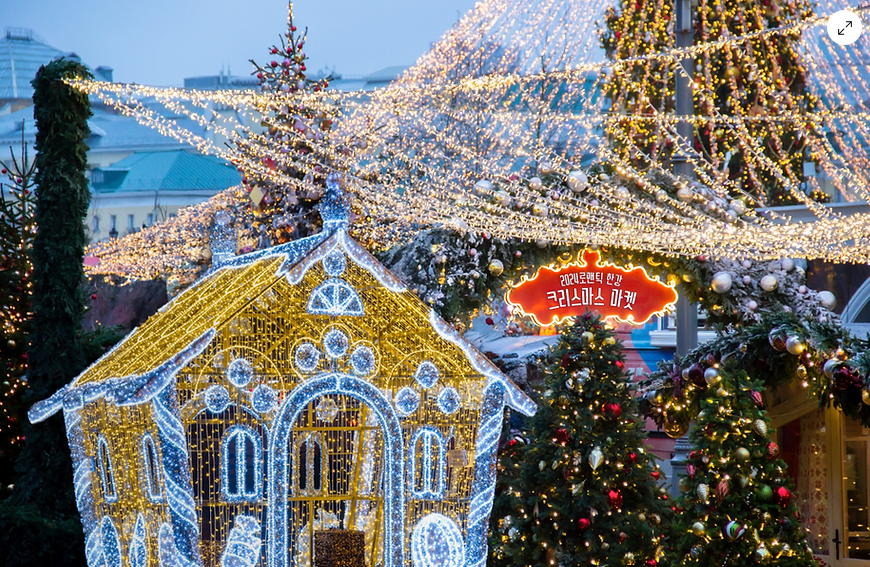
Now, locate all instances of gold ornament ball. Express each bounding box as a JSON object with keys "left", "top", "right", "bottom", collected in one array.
[
  {"left": 796, "top": 365, "right": 807, "bottom": 379},
  {"left": 754, "top": 547, "right": 770, "bottom": 562},
  {"left": 862, "top": 388, "right": 870, "bottom": 406},
  {"left": 665, "top": 419, "right": 689, "bottom": 439},
  {"left": 735, "top": 447, "right": 751, "bottom": 461},
  {"left": 488, "top": 259, "right": 504, "bottom": 276},
  {"left": 692, "top": 522, "right": 706, "bottom": 536},
  {"left": 582, "top": 331, "right": 594, "bottom": 342},
  {"left": 623, "top": 552, "right": 635, "bottom": 565}
]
